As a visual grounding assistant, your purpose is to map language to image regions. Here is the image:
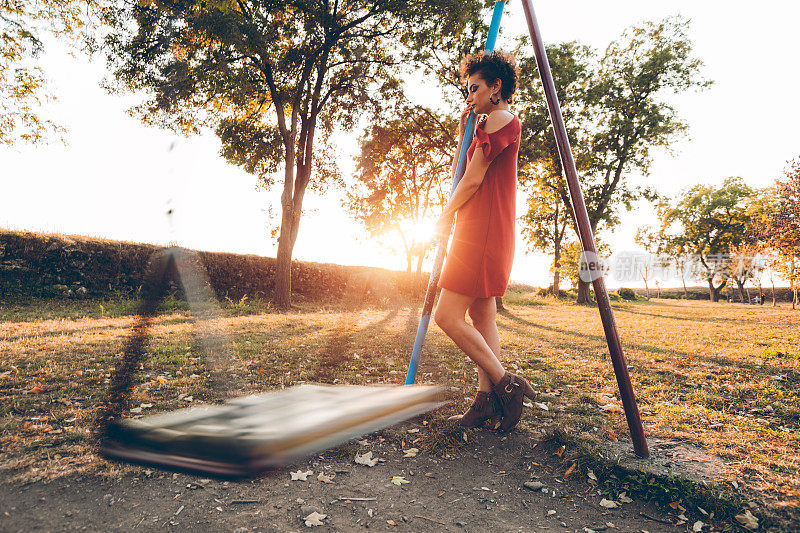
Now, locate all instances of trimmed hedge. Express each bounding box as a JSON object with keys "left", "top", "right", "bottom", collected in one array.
[{"left": 0, "top": 230, "right": 427, "bottom": 304}]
